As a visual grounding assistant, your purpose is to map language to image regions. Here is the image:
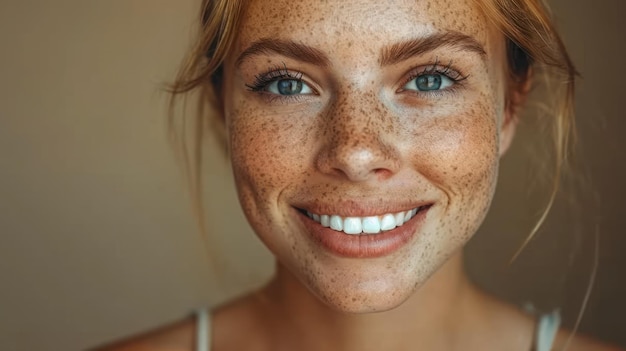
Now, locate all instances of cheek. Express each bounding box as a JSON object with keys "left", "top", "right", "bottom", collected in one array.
[
  {"left": 411, "top": 97, "right": 500, "bottom": 208},
  {"left": 226, "top": 96, "right": 314, "bottom": 211},
  {"left": 226, "top": 98, "right": 298, "bottom": 255}
]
